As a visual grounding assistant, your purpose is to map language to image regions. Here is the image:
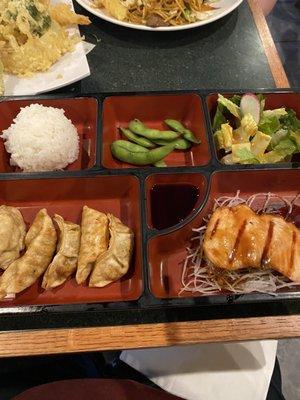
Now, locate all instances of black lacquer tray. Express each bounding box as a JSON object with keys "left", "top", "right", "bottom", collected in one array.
[{"left": 0, "top": 88, "right": 299, "bottom": 331}]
